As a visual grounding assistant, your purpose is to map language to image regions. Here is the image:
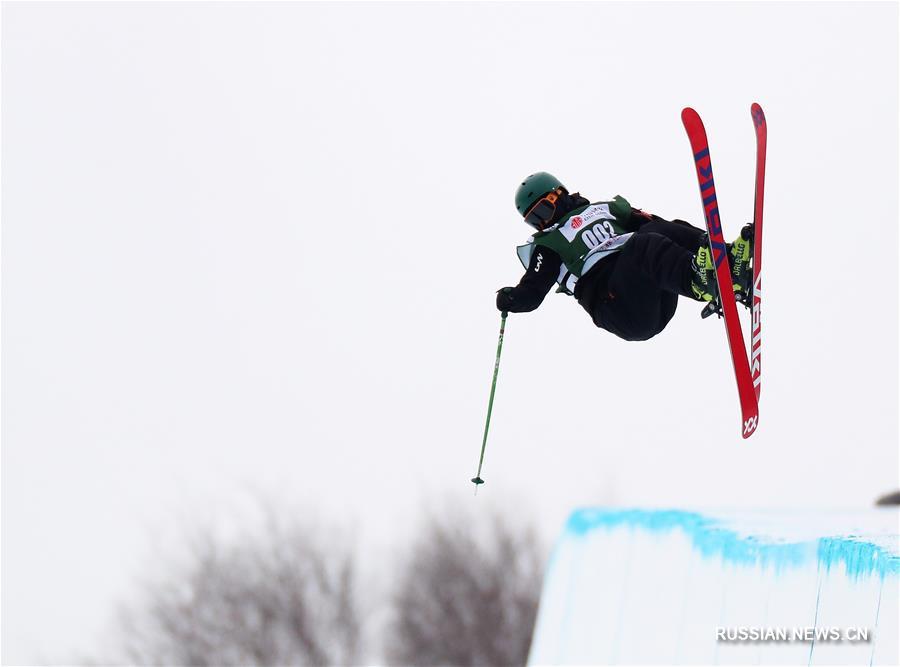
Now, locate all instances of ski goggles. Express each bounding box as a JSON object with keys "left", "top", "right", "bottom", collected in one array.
[{"left": 524, "top": 190, "right": 560, "bottom": 230}]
